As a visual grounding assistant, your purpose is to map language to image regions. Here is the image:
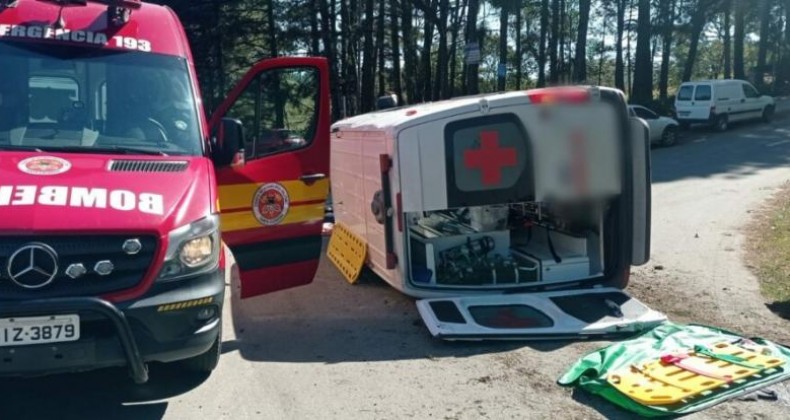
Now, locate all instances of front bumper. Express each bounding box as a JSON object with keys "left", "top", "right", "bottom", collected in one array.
[{"left": 0, "top": 268, "right": 224, "bottom": 384}]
